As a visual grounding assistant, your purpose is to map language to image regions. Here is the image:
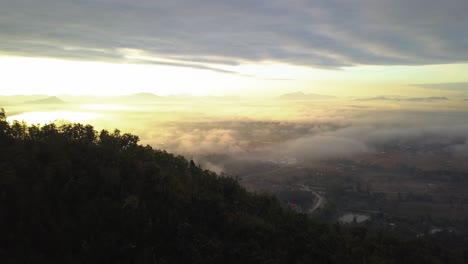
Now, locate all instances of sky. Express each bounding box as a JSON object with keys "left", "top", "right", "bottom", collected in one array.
[{"left": 1, "top": 0, "right": 468, "bottom": 97}]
